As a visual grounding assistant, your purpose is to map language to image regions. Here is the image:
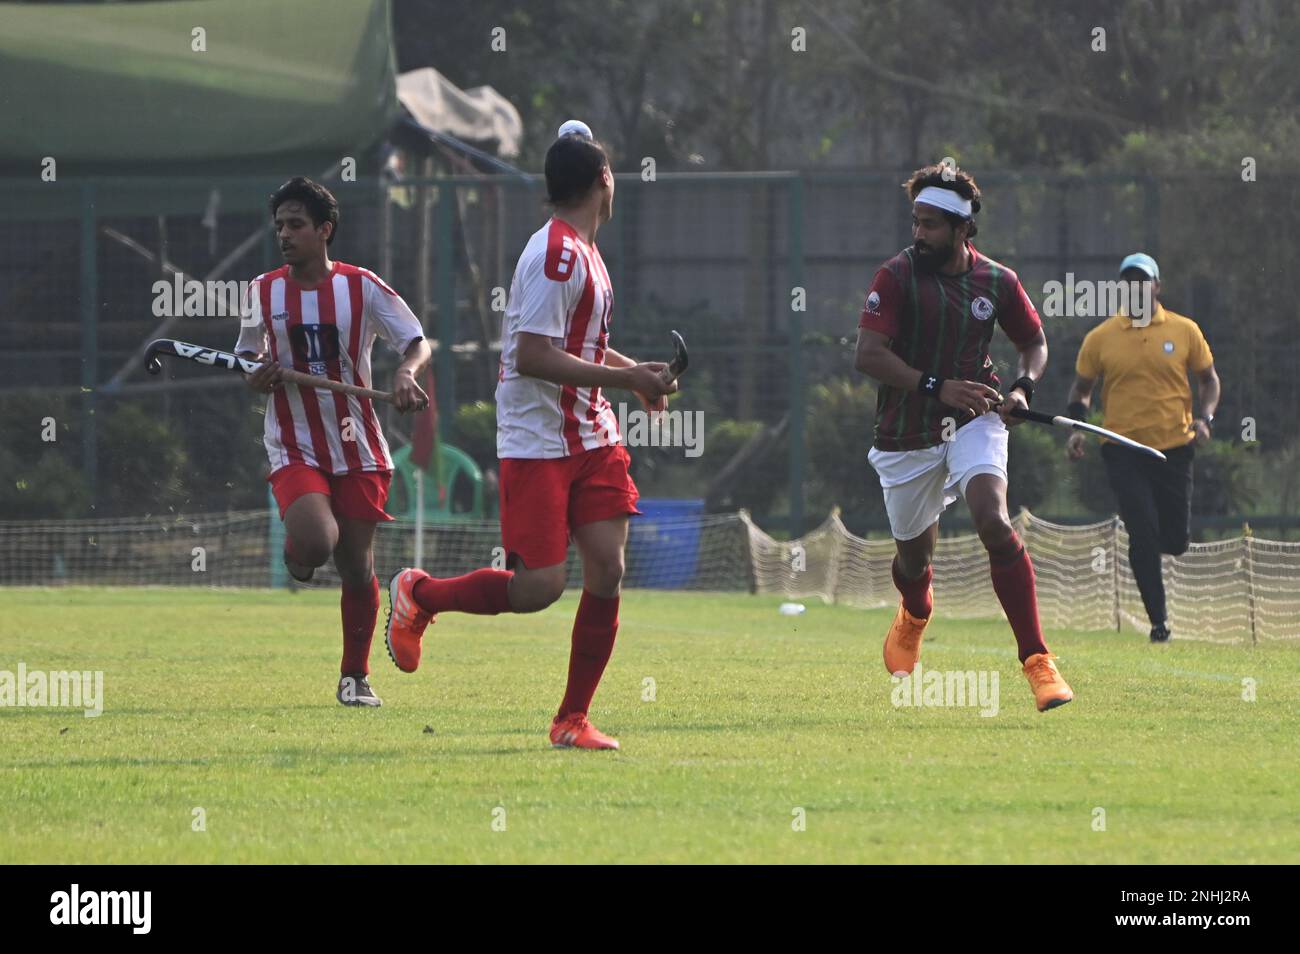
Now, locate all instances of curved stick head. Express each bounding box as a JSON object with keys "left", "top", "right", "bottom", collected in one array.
[
  {"left": 145, "top": 349, "right": 163, "bottom": 375},
  {"left": 668, "top": 330, "right": 688, "bottom": 377}
]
